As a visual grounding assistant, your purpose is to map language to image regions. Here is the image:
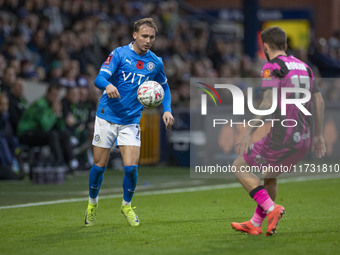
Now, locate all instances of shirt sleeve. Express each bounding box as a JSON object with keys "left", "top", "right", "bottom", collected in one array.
[
  {"left": 155, "top": 58, "right": 171, "bottom": 112},
  {"left": 95, "top": 49, "right": 121, "bottom": 90},
  {"left": 261, "top": 62, "right": 281, "bottom": 89},
  {"left": 154, "top": 57, "right": 168, "bottom": 86},
  {"left": 94, "top": 71, "right": 111, "bottom": 90},
  {"left": 162, "top": 82, "right": 172, "bottom": 113}
]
